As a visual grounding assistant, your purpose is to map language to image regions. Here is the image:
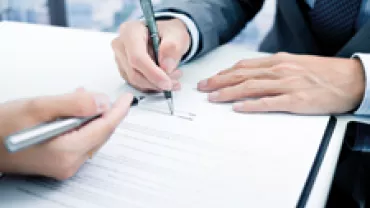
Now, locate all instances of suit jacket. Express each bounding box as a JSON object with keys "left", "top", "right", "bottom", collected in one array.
[
  {"left": 155, "top": 1, "right": 370, "bottom": 206},
  {"left": 156, "top": 0, "right": 370, "bottom": 58}
]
